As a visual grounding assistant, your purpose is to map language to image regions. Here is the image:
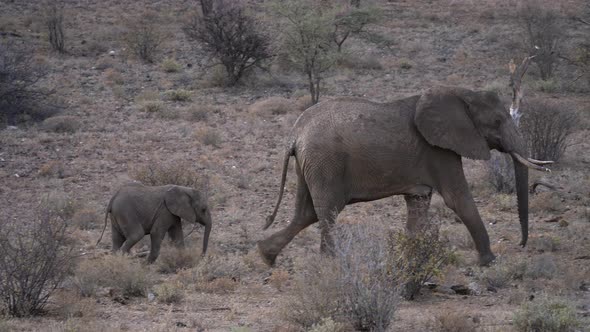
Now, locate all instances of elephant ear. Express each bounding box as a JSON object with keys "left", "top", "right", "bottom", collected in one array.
[
  {"left": 165, "top": 186, "right": 197, "bottom": 223},
  {"left": 414, "top": 87, "right": 491, "bottom": 160}
]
